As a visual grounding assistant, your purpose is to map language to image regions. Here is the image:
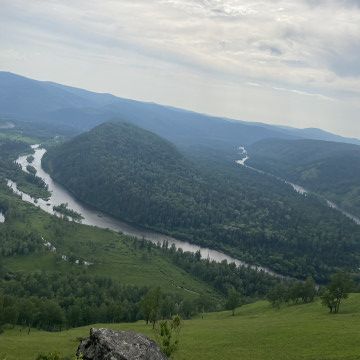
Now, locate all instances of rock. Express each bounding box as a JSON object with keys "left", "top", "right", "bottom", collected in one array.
[{"left": 77, "top": 328, "right": 168, "bottom": 360}]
